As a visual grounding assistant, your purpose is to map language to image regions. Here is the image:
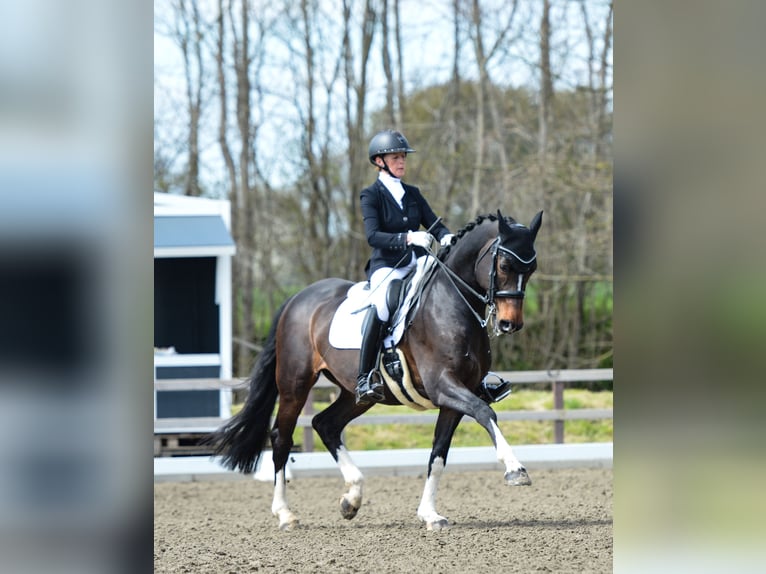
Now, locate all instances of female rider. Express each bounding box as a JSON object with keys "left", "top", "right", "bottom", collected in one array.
[{"left": 355, "top": 129, "right": 453, "bottom": 405}]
